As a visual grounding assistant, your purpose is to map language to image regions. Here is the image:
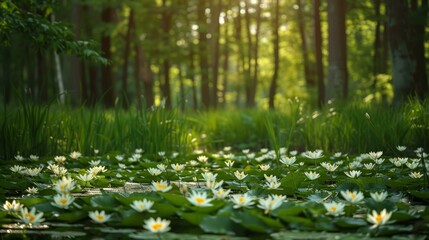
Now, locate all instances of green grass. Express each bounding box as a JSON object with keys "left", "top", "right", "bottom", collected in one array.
[{"left": 1, "top": 98, "right": 428, "bottom": 160}]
